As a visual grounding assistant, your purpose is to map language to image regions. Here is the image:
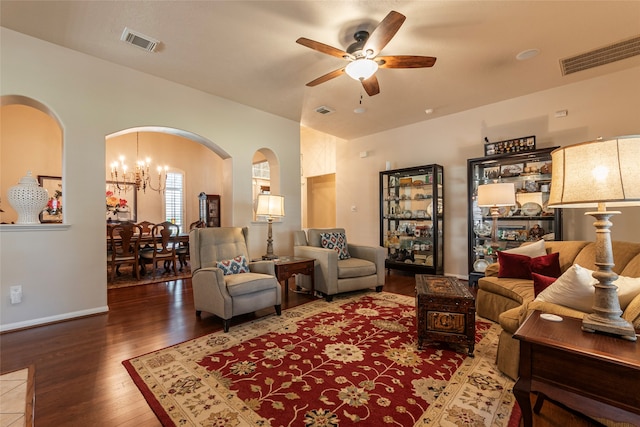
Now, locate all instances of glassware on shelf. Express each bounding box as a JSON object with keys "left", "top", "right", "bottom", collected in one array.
[{"left": 473, "top": 222, "right": 492, "bottom": 237}]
